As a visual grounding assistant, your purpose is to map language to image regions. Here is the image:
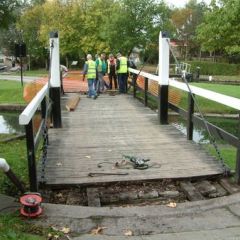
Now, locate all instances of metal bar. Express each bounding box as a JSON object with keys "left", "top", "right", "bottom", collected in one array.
[
  {"left": 187, "top": 93, "right": 194, "bottom": 140},
  {"left": 144, "top": 77, "right": 148, "bottom": 106},
  {"left": 34, "top": 119, "right": 45, "bottom": 150},
  {"left": 5, "top": 169, "right": 26, "bottom": 193},
  {"left": 25, "top": 120, "right": 38, "bottom": 192}
]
